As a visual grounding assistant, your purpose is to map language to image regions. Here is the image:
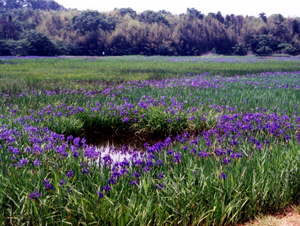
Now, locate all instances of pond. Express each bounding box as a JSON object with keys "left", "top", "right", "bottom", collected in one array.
[{"left": 85, "top": 133, "right": 167, "bottom": 162}]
